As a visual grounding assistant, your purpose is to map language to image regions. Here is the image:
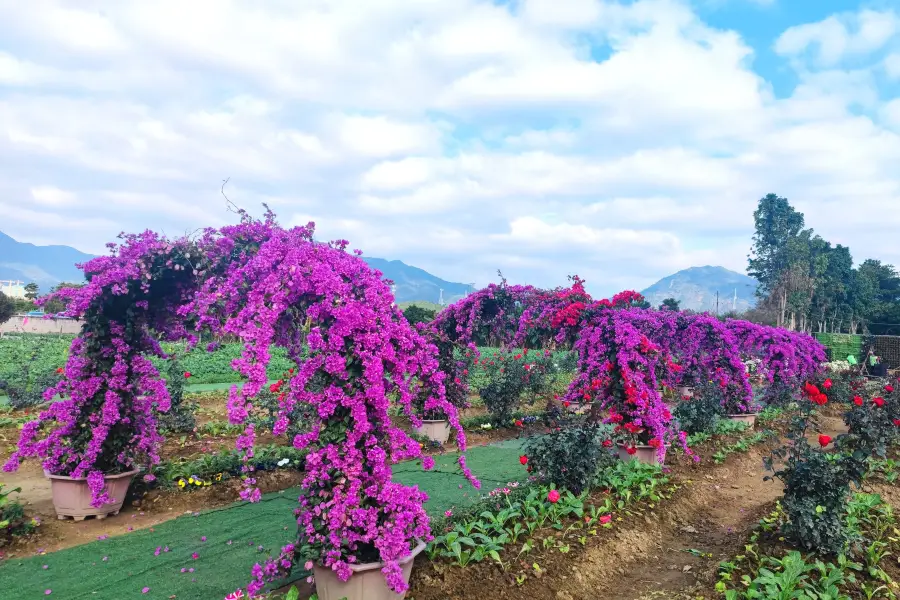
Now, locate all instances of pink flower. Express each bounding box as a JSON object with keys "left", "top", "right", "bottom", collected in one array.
[
  {"left": 599, "top": 515, "right": 612, "bottom": 524},
  {"left": 225, "top": 590, "right": 244, "bottom": 600},
  {"left": 142, "top": 587, "right": 150, "bottom": 594},
  {"left": 192, "top": 552, "right": 199, "bottom": 560},
  {"left": 547, "top": 489, "right": 561, "bottom": 503}
]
